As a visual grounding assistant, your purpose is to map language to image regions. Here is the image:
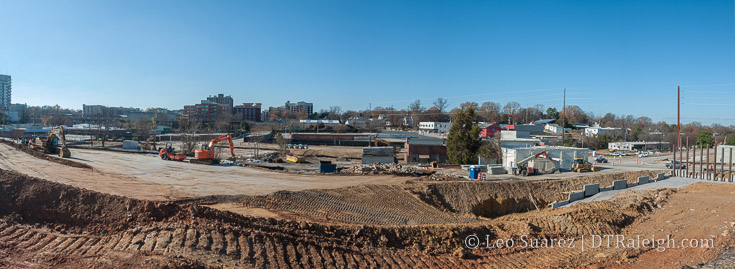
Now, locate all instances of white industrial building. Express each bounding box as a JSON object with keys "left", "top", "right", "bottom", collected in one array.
[
  {"left": 418, "top": 122, "right": 451, "bottom": 134},
  {"left": 544, "top": 123, "right": 567, "bottom": 134},
  {"left": 500, "top": 130, "right": 542, "bottom": 148},
  {"left": 502, "top": 146, "right": 591, "bottom": 172},
  {"left": 608, "top": 141, "right": 670, "bottom": 151},
  {"left": 584, "top": 126, "right": 622, "bottom": 137},
  {"left": 299, "top": 119, "right": 341, "bottom": 125}
]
